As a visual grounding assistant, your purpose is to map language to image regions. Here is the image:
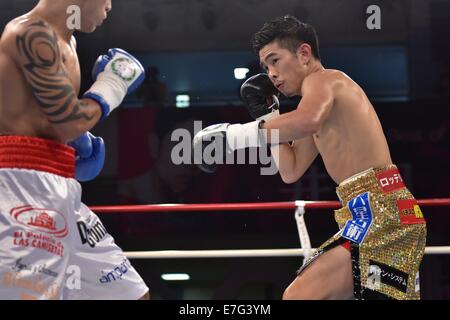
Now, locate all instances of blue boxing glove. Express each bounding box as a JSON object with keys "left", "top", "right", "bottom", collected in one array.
[
  {"left": 69, "top": 132, "right": 106, "bottom": 182},
  {"left": 83, "top": 48, "right": 145, "bottom": 120}
]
